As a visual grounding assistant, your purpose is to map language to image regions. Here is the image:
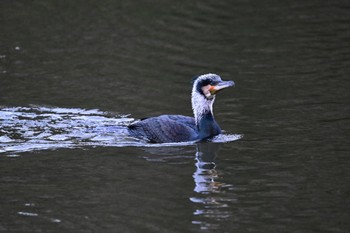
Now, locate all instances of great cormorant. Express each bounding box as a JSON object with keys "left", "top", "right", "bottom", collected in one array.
[{"left": 128, "top": 74, "right": 234, "bottom": 143}]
